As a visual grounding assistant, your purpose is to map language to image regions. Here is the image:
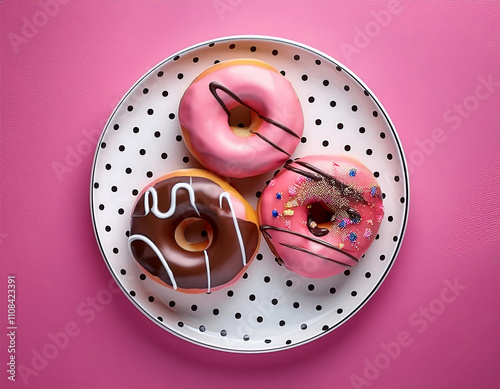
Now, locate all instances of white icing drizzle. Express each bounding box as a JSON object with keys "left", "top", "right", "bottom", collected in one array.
[
  {"left": 143, "top": 183, "right": 200, "bottom": 218},
  {"left": 128, "top": 234, "right": 178, "bottom": 290},
  {"left": 203, "top": 250, "right": 211, "bottom": 293},
  {"left": 219, "top": 192, "right": 246, "bottom": 266}
]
